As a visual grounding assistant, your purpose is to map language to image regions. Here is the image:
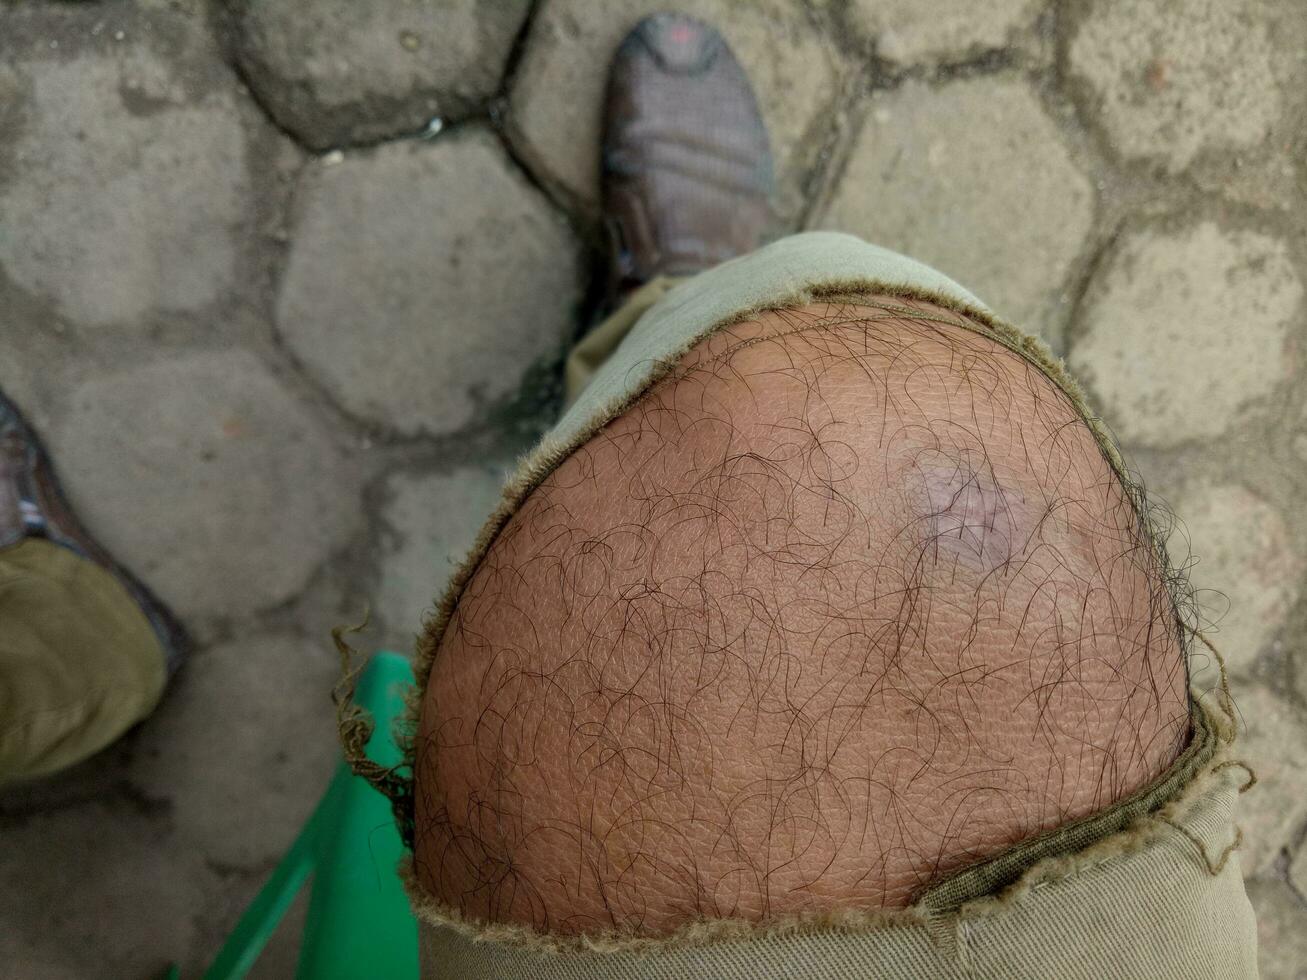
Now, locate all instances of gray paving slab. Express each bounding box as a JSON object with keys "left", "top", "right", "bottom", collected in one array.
[
  {"left": 276, "top": 127, "right": 582, "bottom": 438},
  {"left": 373, "top": 465, "right": 508, "bottom": 652},
  {"left": 1067, "top": 0, "right": 1286, "bottom": 173},
  {"left": 840, "top": 0, "right": 1042, "bottom": 66},
  {"left": 1163, "top": 479, "right": 1303, "bottom": 687},
  {"left": 1246, "top": 877, "right": 1307, "bottom": 980},
  {"left": 48, "top": 349, "right": 362, "bottom": 622},
  {"left": 1069, "top": 221, "right": 1302, "bottom": 449},
  {"left": 129, "top": 633, "right": 342, "bottom": 869},
  {"left": 1231, "top": 684, "right": 1307, "bottom": 878},
  {"left": 232, "top": 0, "right": 531, "bottom": 150},
  {"left": 0, "top": 768, "right": 310, "bottom": 979},
  {"left": 0, "top": 794, "right": 210, "bottom": 979},
  {"left": 818, "top": 76, "right": 1093, "bottom": 331},
  {"left": 1292, "top": 847, "right": 1307, "bottom": 905},
  {"left": 0, "top": 6, "right": 249, "bottom": 329}
]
